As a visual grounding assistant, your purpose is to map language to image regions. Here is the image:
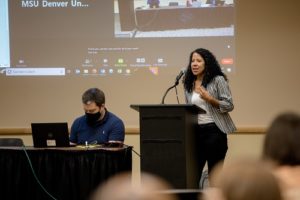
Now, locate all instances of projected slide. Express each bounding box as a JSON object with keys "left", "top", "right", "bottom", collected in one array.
[
  {"left": 1, "top": 0, "right": 235, "bottom": 77},
  {"left": 116, "top": 0, "right": 234, "bottom": 38},
  {"left": 0, "top": 0, "right": 10, "bottom": 70}
]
